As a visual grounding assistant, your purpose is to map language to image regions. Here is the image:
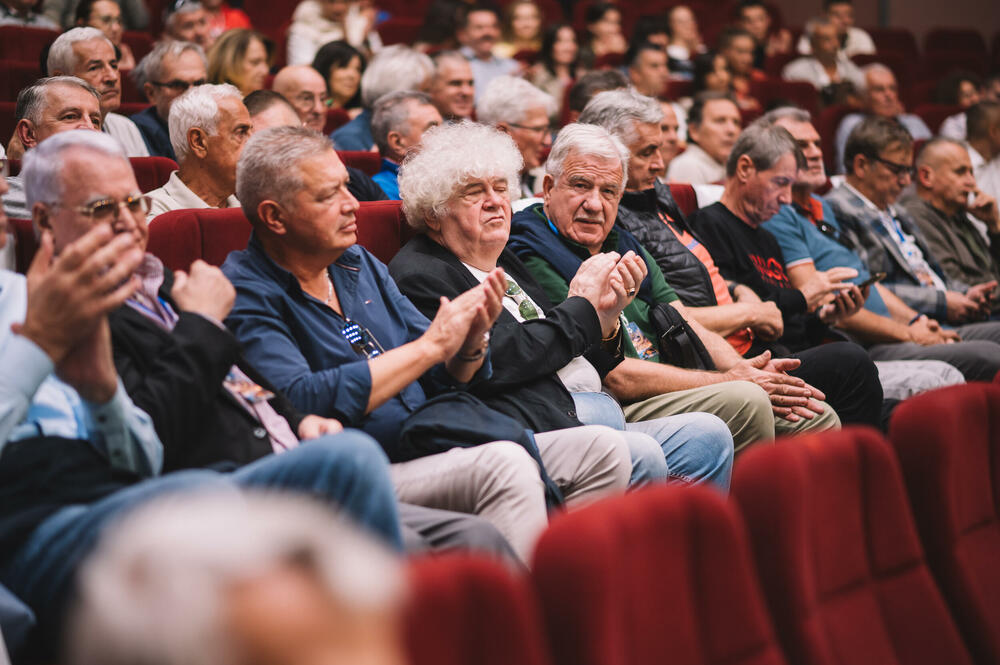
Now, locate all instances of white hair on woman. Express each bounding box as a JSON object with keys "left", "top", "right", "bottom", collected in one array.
[
  {"left": 578, "top": 87, "right": 663, "bottom": 146},
  {"left": 22, "top": 129, "right": 127, "bottom": 209},
  {"left": 398, "top": 120, "right": 523, "bottom": 231},
  {"left": 545, "top": 123, "right": 630, "bottom": 193},
  {"left": 47, "top": 27, "right": 112, "bottom": 76},
  {"left": 237, "top": 125, "right": 335, "bottom": 224},
  {"left": 475, "top": 75, "right": 557, "bottom": 126},
  {"left": 68, "top": 490, "right": 404, "bottom": 665},
  {"left": 360, "top": 45, "right": 435, "bottom": 109},
  {"left": 168, "top": 83, "right": 242, "bottom": 163}
]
